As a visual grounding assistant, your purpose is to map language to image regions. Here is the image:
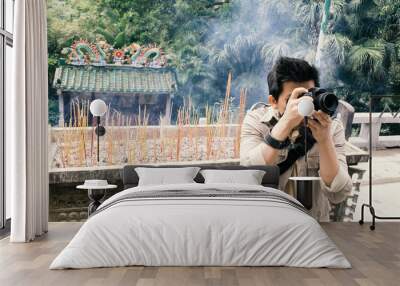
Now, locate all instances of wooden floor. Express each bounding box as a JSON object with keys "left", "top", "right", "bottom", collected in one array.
[{"left": 0, "top": 222, "right": 399, "bottom": 286}]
